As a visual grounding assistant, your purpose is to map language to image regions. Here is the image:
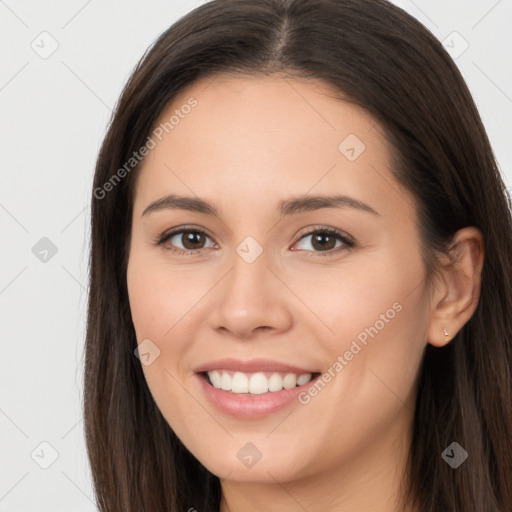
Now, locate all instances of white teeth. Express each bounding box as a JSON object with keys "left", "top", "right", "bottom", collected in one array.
[
  {"left": 220, "top": 372, "right": 231, "bottom": 391},
  {"left": 209, "top": 370, "right": 221, "bottom": 388},
  {"left": 283, "top": 373, "right": 297, "bottom": 389},
  {"left": 297, "top": 373, "right": 312, "bottom": 386},
  {"left": 231, "top": 372, "right": 249, "bottom": 393},
  {"left": 206, "top": 370, "right": 313, "bottom": 394},
  {"left": 249, "top": 373, "right": 268, "bottom": 394},
  {"left": 268, "top": 373, "right": 283, "bottom": 392}
]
